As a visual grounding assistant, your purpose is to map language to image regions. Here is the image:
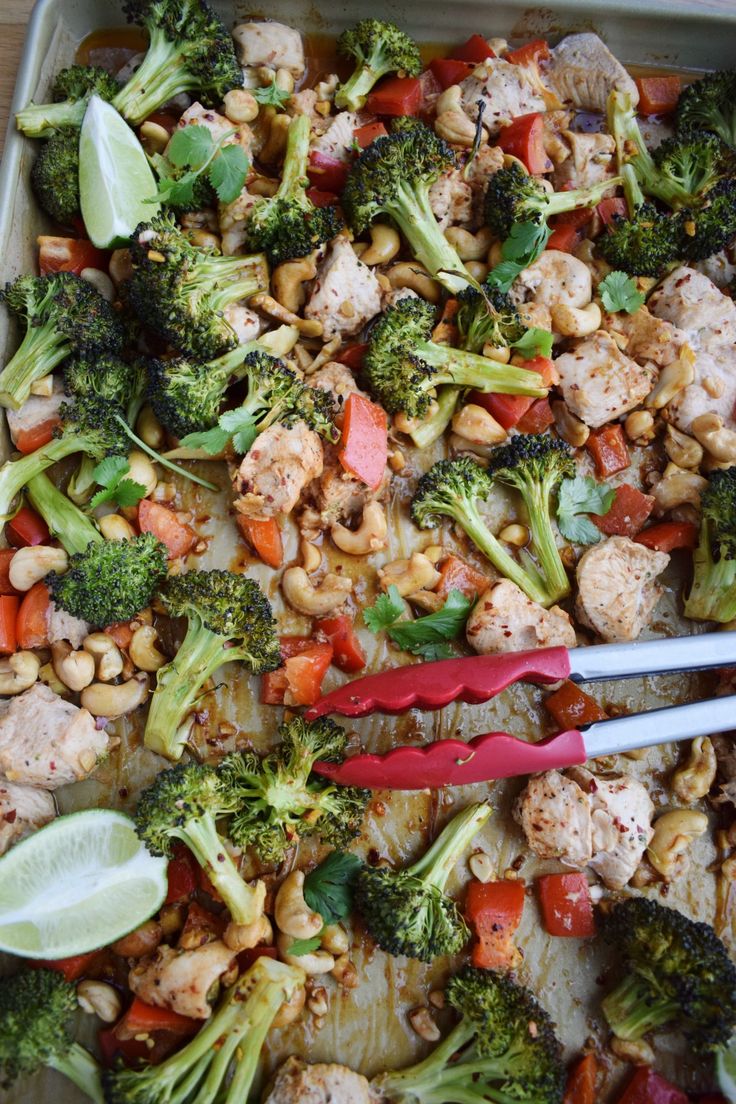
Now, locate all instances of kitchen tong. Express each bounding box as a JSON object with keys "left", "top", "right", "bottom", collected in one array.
[{"left": 307, "top": 632, "right": 736, "bottom": 789}]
